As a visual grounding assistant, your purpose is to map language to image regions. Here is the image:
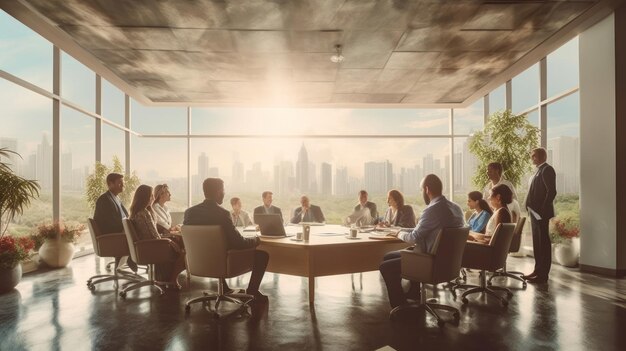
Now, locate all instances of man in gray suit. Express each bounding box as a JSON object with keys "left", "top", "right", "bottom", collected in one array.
[
  {"left": 291, "top": 195, "right": 325, "bottom": 224},
  {"left": 524, "top": 148, "right": 557, "bottom": 284},
  {"left": 253, "top": 191, "right": 283, "bottom": 222}
]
